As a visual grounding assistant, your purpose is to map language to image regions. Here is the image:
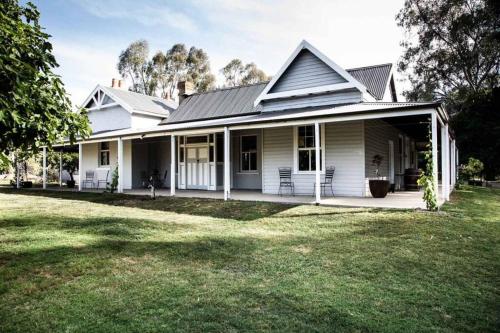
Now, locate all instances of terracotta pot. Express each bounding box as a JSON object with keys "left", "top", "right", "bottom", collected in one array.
[{"left": 369, "top": 179, "right": 390, "bottom": 198}]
